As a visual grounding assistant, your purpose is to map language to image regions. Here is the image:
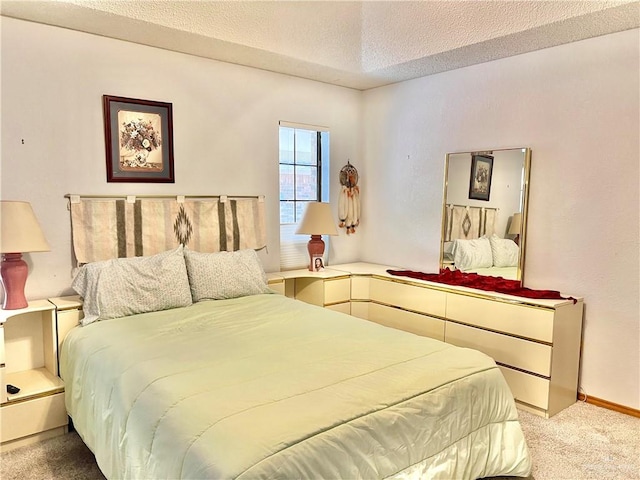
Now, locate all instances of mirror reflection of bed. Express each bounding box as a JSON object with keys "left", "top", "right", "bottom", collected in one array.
[{"left": 440, "top": 148, "right": 531, "bottom": 284}]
